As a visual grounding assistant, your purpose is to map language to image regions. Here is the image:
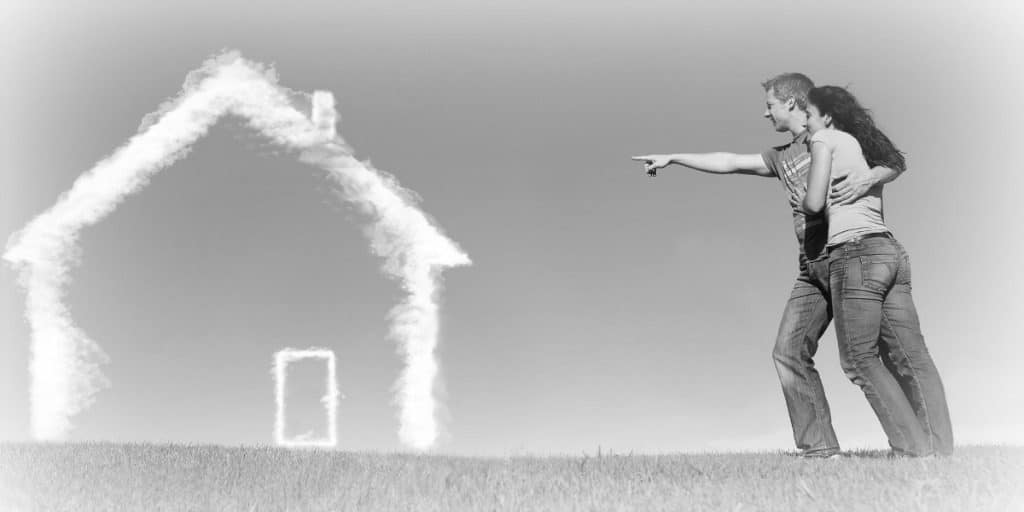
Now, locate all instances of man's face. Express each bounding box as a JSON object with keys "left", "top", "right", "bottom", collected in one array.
[{"left": 763, "top": 89, "right": 795, "bottom": 133}]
